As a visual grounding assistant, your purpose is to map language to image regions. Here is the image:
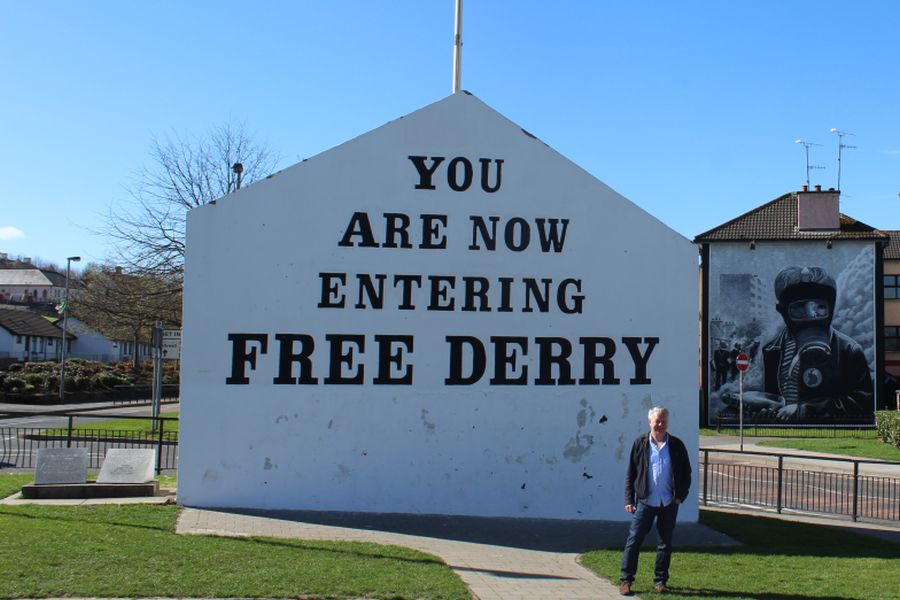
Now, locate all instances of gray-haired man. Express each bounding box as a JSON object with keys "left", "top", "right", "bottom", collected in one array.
[{"left": 619, "top": 407, "right": 691, "bottom": 595}]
